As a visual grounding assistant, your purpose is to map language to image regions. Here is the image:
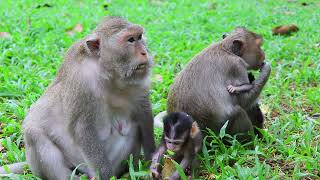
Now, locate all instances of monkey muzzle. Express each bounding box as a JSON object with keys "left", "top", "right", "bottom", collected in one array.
[
  {"left": 134, "top": 63, "right": 148, "bottom": 74},
  {"left": 136, "top": 63, "right": 147, "bottom": 70}
]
